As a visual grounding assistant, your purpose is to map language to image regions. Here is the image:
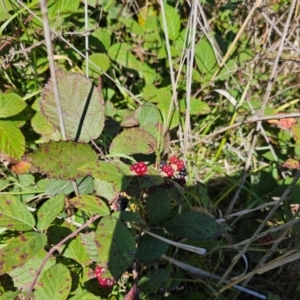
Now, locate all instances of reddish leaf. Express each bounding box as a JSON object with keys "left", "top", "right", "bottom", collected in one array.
[{"left": 282, "top": 158, "right": 300, "bottom": 169}]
